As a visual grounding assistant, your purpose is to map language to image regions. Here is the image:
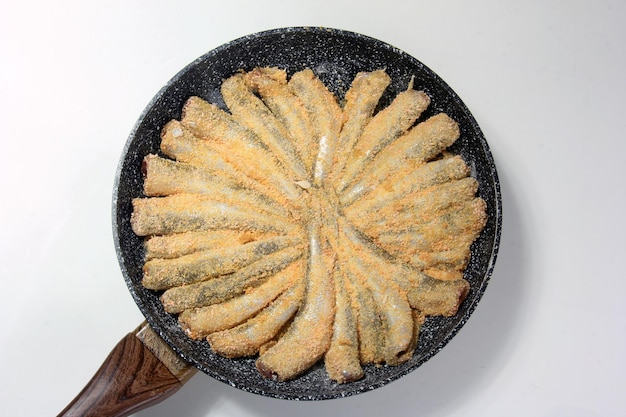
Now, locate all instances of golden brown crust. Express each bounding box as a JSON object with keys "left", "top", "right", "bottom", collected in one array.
[
  {"left": 324, "top": 267, "right": 364, "bottom": 383},
  {"left": 206, "top": 278, "right": 305, "bottom": 358},
  {"left": 131, "top": 67, "right": 487, "bottom": 383},
  {"left": 255, "top": 219, "right": 336, "bottom": 381},
  {"left": 337, "top": 89, "right": 431, "bottom": 192},
  {"left": 144, "top": 229, "right": 278, "bottom": 261},
  {"left": 331, "top": 70, "right": 391, "bottom": 183},
  {"left": 179, "top": 259, "right": 304, "bottom": 338}
]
